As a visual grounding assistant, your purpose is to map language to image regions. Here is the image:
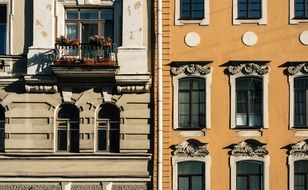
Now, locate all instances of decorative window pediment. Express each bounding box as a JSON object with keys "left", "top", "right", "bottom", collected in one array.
[
  {"left": 287, "top": 62, "right": 308, "bottom": 75},
  {"left": 228, "top": 62, "right": 269, "bottom": 76},
  {"left": 171, "top": 63, "right": 212, "bottom": 76},
  {"left": 173, "top": 139, "right": 209, "bottom": 157},
  {"left": 231, "top": 139, "right": 268, "bottom": 158},
  {"left": 290, "top": 140, "right": 308, "bottom": 156}
]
